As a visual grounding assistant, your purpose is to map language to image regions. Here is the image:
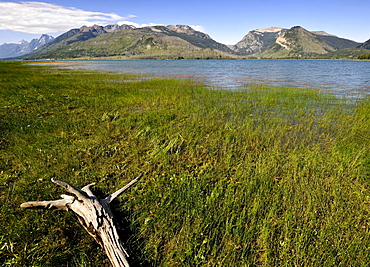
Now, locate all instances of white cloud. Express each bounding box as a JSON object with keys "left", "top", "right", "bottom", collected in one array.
[
  {"left": 0, "top": 1, "right": 207, "bottom": 40},
  {"left": 0, "top": 1, "right": 133, "bottom": 34},
  {"left": 116, "top": 21, "right": 164, "bottom": 29},
  {"left": 189, "top": 25, "right": 206, "bottom": 33},
  {"left": 116, "top": 21, "right": 206, "bottom": 33}
]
